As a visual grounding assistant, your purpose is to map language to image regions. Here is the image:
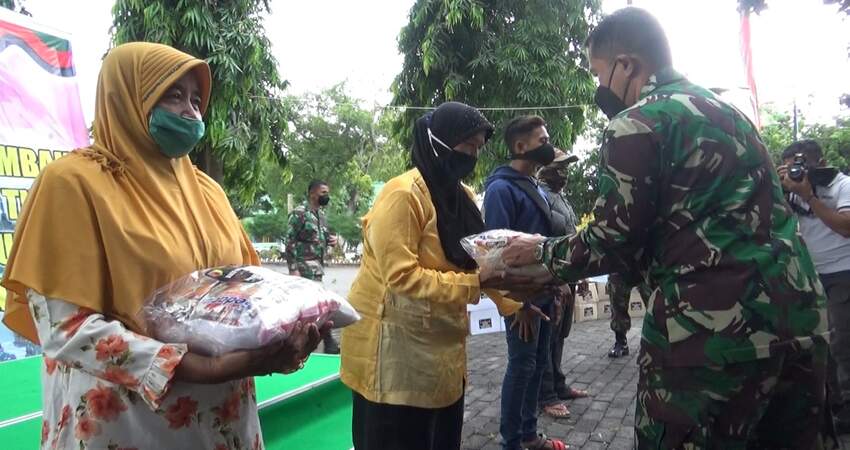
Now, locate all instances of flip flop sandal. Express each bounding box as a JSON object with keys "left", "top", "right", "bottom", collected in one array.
[
  {"left": 559, "top": 387, "right": 589, "bottom": 400},
  {"left": 542, "top": 403, "right": 571, "bottom": 418},
  {"left": 521, "top": 433, "right": 569, "bottom": 450}
]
